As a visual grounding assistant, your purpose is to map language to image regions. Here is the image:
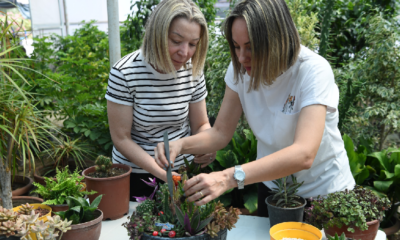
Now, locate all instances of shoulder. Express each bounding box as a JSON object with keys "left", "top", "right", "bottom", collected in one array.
[
  {"left": 112, "top": 50, "right": 150, "bottom": 75},
  {"left": 297, "top": 46, "right": 333, "bottom": 74}
]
